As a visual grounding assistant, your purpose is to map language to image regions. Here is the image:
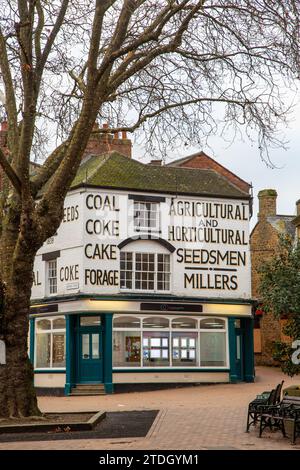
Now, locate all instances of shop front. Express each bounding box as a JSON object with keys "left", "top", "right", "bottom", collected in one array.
[{"left": 29, "top": 298, "right": 254, "bottom": 395}]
